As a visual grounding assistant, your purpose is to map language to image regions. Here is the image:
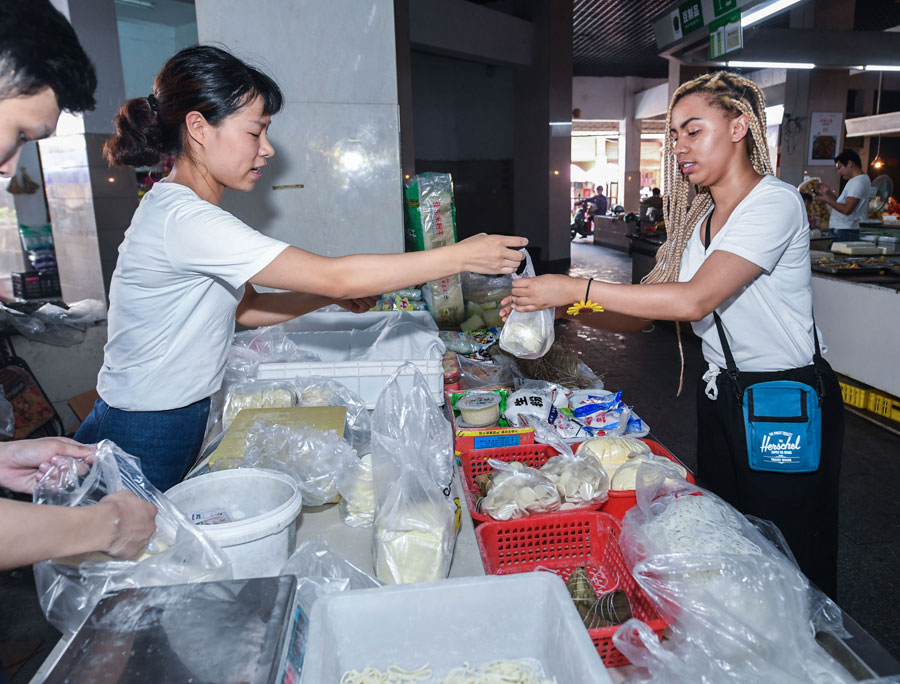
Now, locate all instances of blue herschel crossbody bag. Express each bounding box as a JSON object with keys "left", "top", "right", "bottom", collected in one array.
[
  {"left": 704, "top": 213, "right": 823, "bottom": 473},
  {"left": 741, "top": 379, "right": 822, "bottom": 473}
]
